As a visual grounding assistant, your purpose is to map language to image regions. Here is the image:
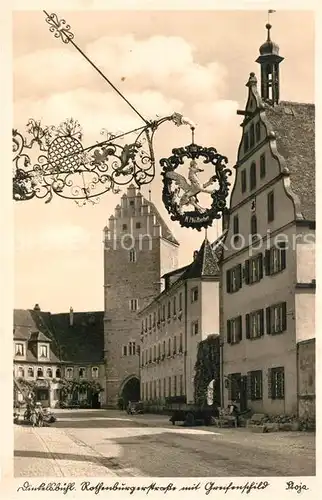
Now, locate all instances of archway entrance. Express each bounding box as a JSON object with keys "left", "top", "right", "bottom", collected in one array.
[{"left": 121, "top": 377, "right": 140, "bottom": 408}]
